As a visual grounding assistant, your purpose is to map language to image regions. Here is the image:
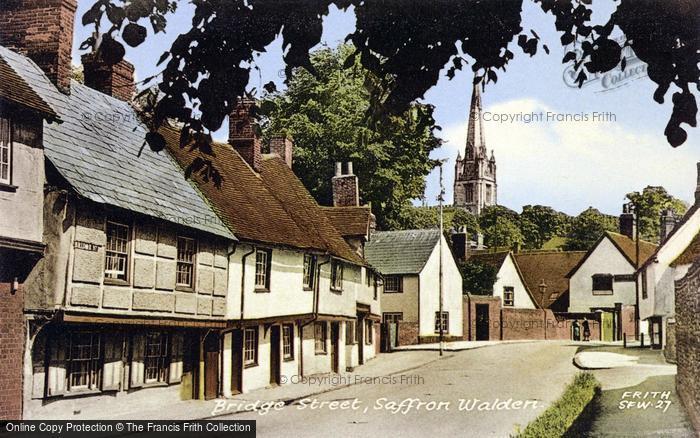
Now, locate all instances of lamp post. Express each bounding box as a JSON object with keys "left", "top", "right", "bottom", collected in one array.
[
  {"left": 624, "top": 197, "right": 641, "bottom": 340},
  {"left": 438, "top": 161, "right": 446, "bottom": 357}
]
